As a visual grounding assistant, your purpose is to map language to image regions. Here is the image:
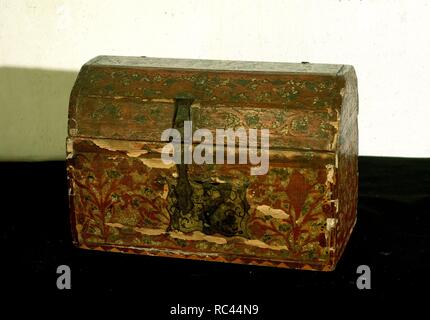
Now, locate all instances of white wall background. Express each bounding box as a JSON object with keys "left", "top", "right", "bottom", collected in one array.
[{"left": 1, "top": 0, "right": 430, "bottom": 159}]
